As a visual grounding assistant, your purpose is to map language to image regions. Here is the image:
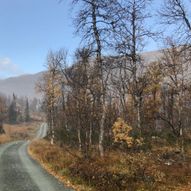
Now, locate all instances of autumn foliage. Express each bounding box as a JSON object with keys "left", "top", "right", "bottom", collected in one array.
[
  {"left": 112, "top": 118, "right": 143, "bottom": 148},
  {"left": 30, "top": 139, "right": 191, "bottom": 191}
]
